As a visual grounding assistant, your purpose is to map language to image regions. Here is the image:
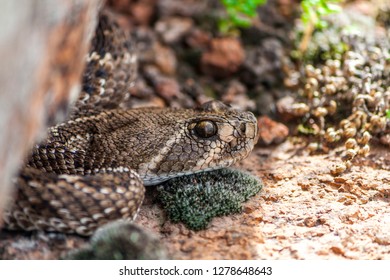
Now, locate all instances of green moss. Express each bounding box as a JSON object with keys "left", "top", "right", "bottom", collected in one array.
[
  {"left": 64, "top": 221, "right": 167, "bottom": 260},
  {"left": 157, "top": 168, "right": 263, "bottom": 230}
]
